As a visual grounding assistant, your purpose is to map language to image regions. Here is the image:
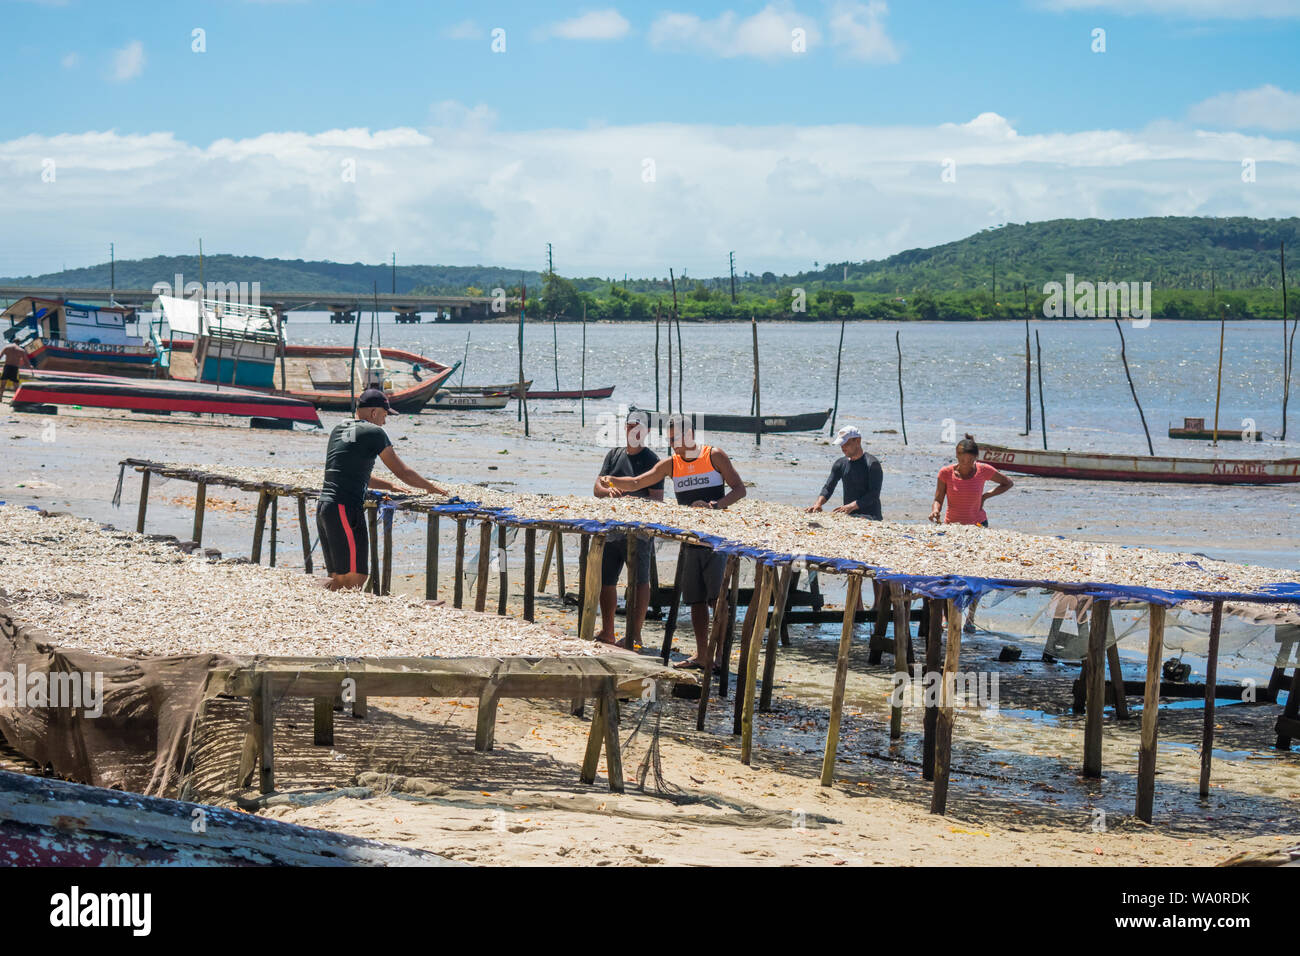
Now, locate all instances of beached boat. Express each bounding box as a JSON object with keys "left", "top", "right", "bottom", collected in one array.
[
  {"left": 1168, "top": 417, "right": 1258, "bottom": 442},
  {"left": 981, "top": 444, "right": 1300, "bottom": 485},
  {"left": 428, "top": 389, "right": 509, "bottom": 410},
  {"left": 11, "top": 369, "right": 321, "bottom": 425},
  {"left": 2, "top": 296, "right": 158, "bottom": 375},
  {"left": 156, "top": 296, "right": 456, "bottom": 412},
  {"left": 641, "top": 408, "right": 832, "bottom": 434},
  {"left": 518, "top": 385, "right": 615, "bottom": 400},
  {"left": 442, "top": 379, "right": 532, "bottom": 397}
]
